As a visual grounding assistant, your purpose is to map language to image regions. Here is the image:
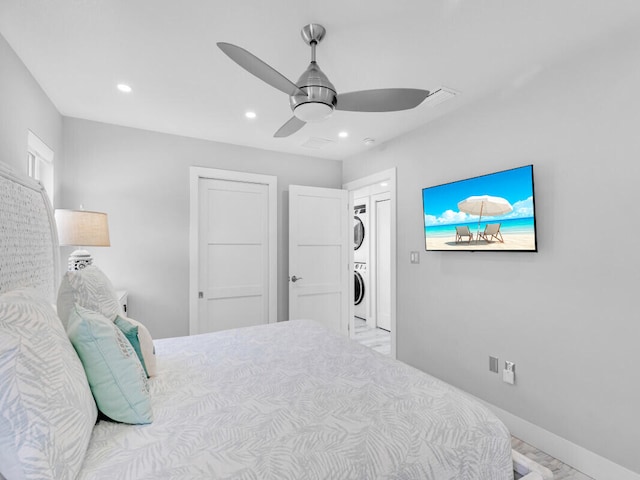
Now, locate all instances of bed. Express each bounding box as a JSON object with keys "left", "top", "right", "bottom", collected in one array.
[{"left": 0, "top": 162, "right": 516, "bottom": 479}]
